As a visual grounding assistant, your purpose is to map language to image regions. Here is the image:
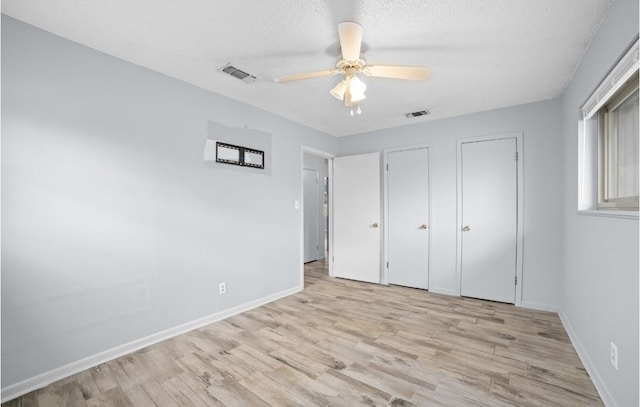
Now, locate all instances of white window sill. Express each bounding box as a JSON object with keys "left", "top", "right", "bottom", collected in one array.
[{"left": 577, "top": 209, "right": 639, "bottom": 220}]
